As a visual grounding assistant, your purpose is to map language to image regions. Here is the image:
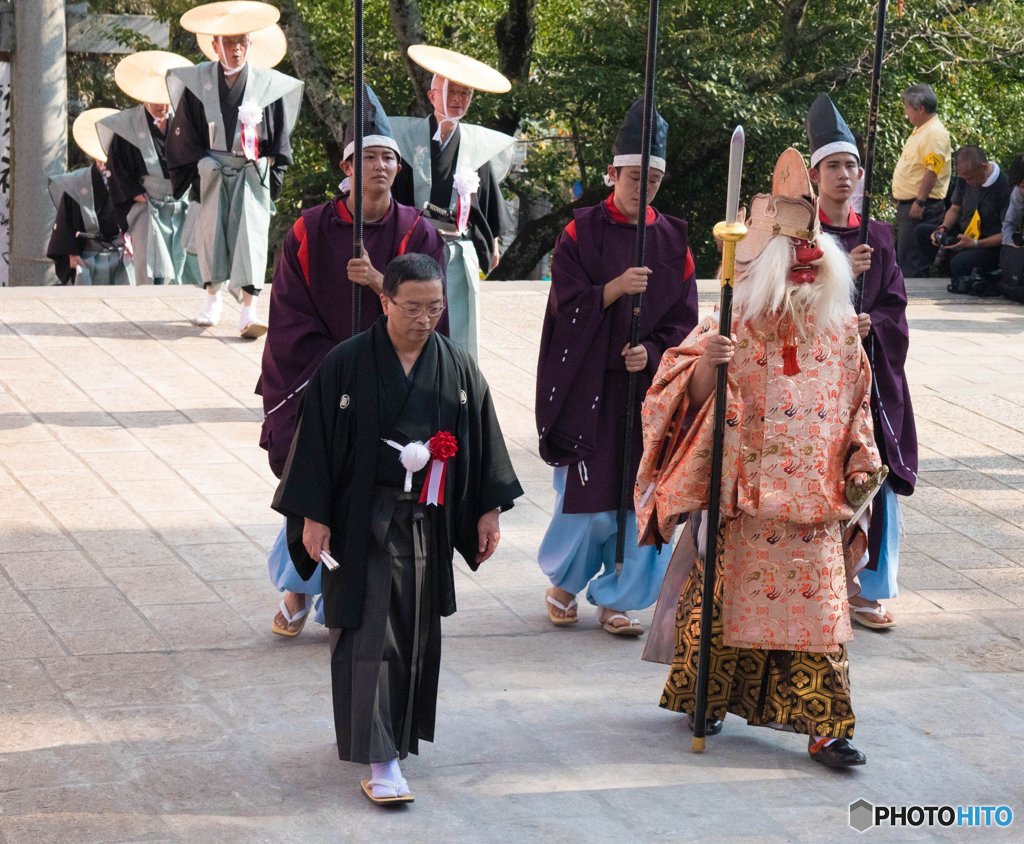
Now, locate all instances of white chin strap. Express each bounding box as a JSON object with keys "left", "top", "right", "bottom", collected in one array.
[
  {"left": 432, "top": 75, "right": 461, "bottom": 141},
  {"left": 216, "top": 39, "right": 248, "bottom": 76}
]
